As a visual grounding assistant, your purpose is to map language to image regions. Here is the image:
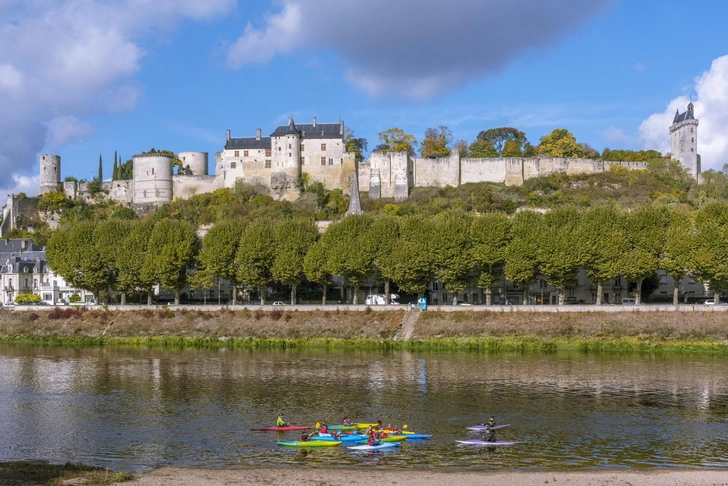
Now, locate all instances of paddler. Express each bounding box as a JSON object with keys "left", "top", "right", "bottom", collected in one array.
[
  {"left": 320, "top": 423, "right": 328, "bottom": 434},
  {"left": 480, "top": 415, "right": 496, "bottom": 427},
  {"left": 482, "top": 426, "right": 496, "bottom": 443},
  {"left": 300, "top": 431, "right": 311, "bottom": 442},
  {"left": 276, "top": 412, "right": 287, "bottom": 427},
  {"left": 342, "top": 414, "right": 353, "bottom": 426}
]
